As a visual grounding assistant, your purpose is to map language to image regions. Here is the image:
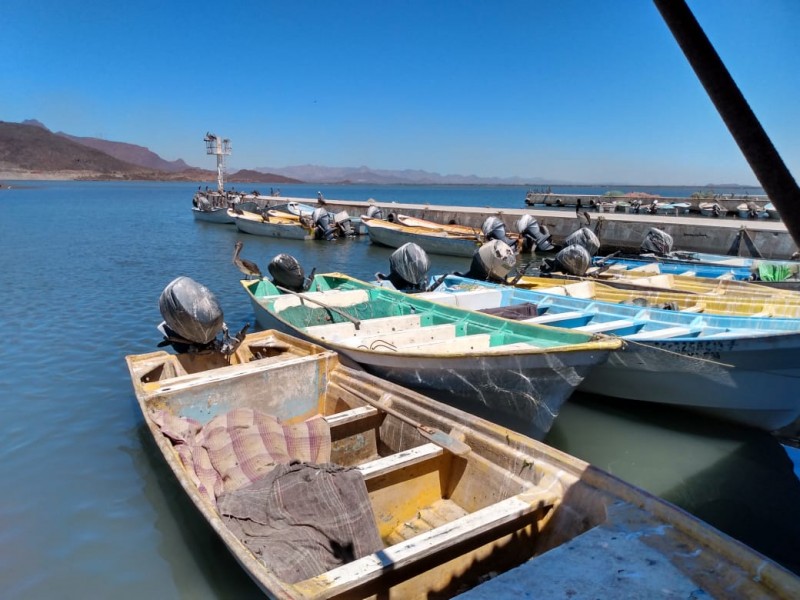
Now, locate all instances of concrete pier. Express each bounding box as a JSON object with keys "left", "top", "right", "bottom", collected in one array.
[{"left": 258, "top": 195, "right": 796, "bottom": 259}]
